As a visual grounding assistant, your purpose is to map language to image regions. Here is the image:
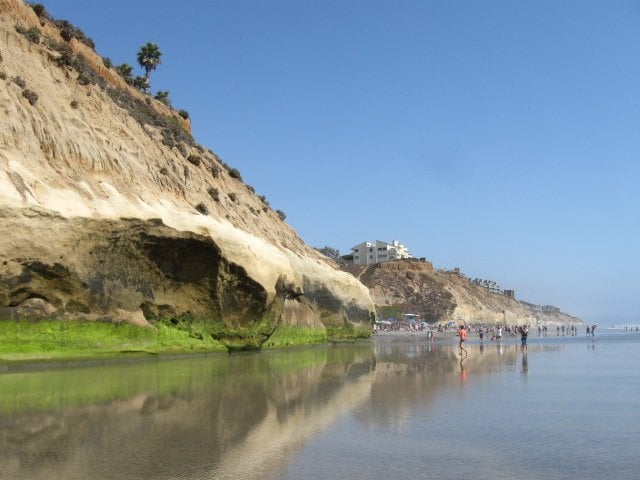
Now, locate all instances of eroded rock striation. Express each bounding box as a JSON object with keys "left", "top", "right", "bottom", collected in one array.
[{"left": 0, "top": 0, "right": 374, "bottom": 349}]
